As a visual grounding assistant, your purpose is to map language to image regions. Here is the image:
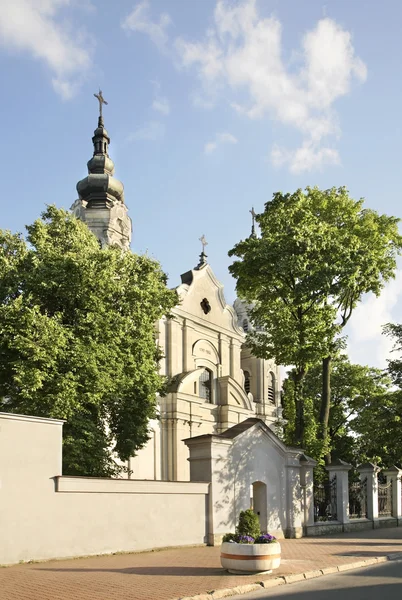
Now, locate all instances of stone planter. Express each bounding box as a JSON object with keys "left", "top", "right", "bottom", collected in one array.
[{"left": 220, "top": 541, "right": 281, "bottom": 574}]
